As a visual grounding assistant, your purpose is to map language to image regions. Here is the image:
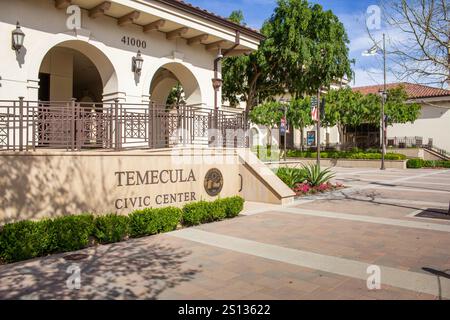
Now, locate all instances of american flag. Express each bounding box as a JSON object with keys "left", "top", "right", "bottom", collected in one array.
[{"left": 311, "top": 104, "right": 319, "bottom": 122}]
